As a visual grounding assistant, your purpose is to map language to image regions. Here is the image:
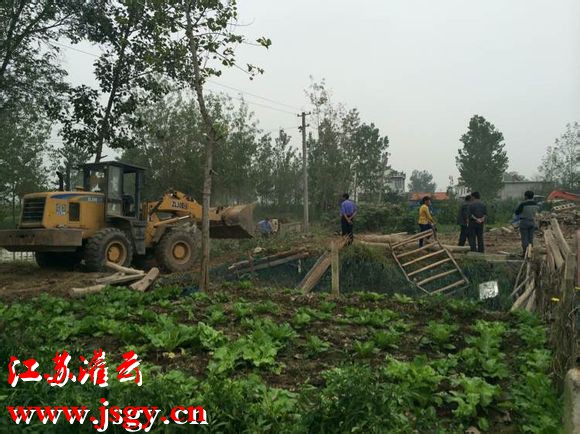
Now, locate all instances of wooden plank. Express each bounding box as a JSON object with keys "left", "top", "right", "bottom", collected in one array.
[
  {"left": 544, "top": 229, "right": 564, "bottom": 270},
  {"left": 396, "top": 242, "right": 438, "bottom": 258},
  {"left": 511, "top": 279, "right": 535, "bottom": 311},
  {"left": 234, "top": 252, "right": 310, "bottom": 274},
  {"left": 130, "top": 267, "right": 160, "bottom": 292},
  {"left": 417, "top": 269, "right": 458, "bottom": 286},
  {"left": 430, "top": 279, "right": 467, "bottom": 295},
  {"left": 551, "top": 218, "right": 572, "bottom": 257},
  {"left": 524, "top": 289, "right": 536, "bottom": 311},
  {"left": 70, "top": 284, "right": 106, "bottom": 297},
  {"left": 442, "top": 243, "right": 470, "bottom": 286},
  {"left": 96, "top": 273, "right": 145, "bottom": 285},
  {"left": 510, "top": 275, "right": 531, "bottom": 298},
  {"left": 401, "top": 249, "right": 445, "bottom": 267},
  {"left": 299, "top": 253, "right": 331, "bottom": 293},
  {"left": 299, "top": 237, "right": 348, "bottom": 293},
  {"left": 105, "top": 261, "right": 144, "bottom": 275},
  {"left": 407, "top": 258, "right": 452, "bottom": 277},
  {"left": 331, "top": 241, "right": 340, "bottom": 296},
  {"left": 392, "top": 230, "right": 434, "bottom": 248}
]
